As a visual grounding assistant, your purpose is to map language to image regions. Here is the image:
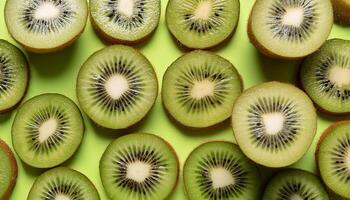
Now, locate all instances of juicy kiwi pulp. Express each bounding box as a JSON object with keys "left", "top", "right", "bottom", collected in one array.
[
  {"left": 4, "top": 0, "right": 88, "bottom": 52},
  {"left": 0, "top": 139, "right": 17, "bottom": 200},
  {"left": 27, "top": 167, "right": 100, "bottom": 200},
  {"left": 248, "top": 0, "right": 333, "bottom": 59},
  {"left": 90, "top": 0, "right": 160, "bottom": 44},
  {"left": 0, "top": 40, "right": 28, "bottom": 113},
  {"left": 232, "top": 82, "right": 317, "bottom": 168},
  {"left": 162, "top": 50, "right": 242, "bottom": 128},
  {"left": 100, "top": 133, "right": 179, "bottom": 200},
  {"left": 166, "top": 0, "right": 240, "bottom": 49},
  {"left": 12, "top": 93, "right": 84, "bottom": 168},
  {"left": 301, "top": 39, "right": 350, "bottom": 114},
  {"left": 77, "top": 45, "right": 158, "bottom": 129},
  {"left": 183, "top": 141, "right": 261, "bottom": 200},
  {"left": 262, "top": 169, "right": 329, "bottom": 200}
]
